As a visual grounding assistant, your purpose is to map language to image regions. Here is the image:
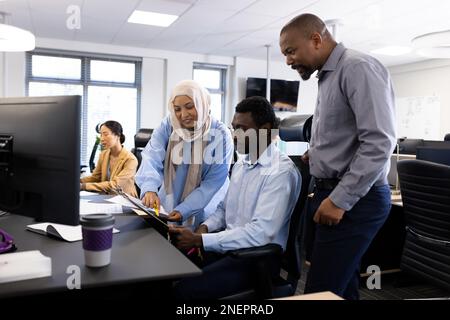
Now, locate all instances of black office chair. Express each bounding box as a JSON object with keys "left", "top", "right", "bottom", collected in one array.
[
  {"left": 397, "top": 159, "right": 450, "bottom": 291},
  {"left": 444, "top": 133, "right": 450, "bottom": 141},
  {"left": 88, "top": 136, "right": 101, "bottom": 172},
  {"left": 132, "top": 128, "right": 153, "bottom": 169},
  {"left": 88, "top": 123, "right": 103, "bottom": 172},
  {"left": 222, "top": 158, "right": 311, "bottom": 299},
  {"left": 279, "top": 114, "right": 313, "bottom": 143}
]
